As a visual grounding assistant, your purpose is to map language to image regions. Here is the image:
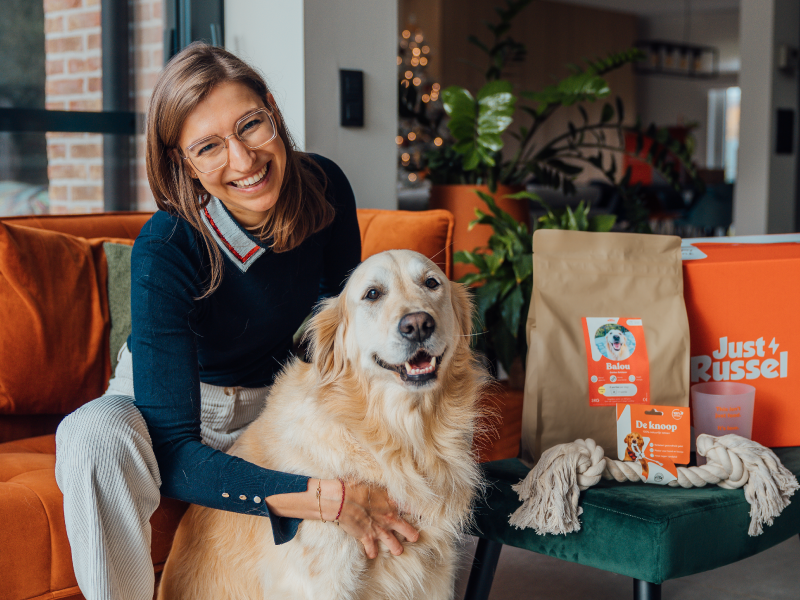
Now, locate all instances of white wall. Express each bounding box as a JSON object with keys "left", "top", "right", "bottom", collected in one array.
[
  {"left": 735, "top": 0, "right": 799, "bottom": 234},
  {"left": 225, "top": 2, "right": 306, "bottom": 149},
  {"left": 303, "top": 0, "right": 397, "bottom": 210},
  {"left": 636, "top": 9, "right": 740, "bottom": 168},
  {"left": 226, "top": 0, "right": 398, "bottom": 210}
]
